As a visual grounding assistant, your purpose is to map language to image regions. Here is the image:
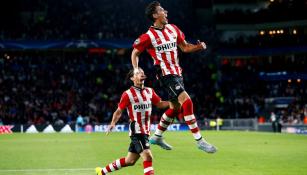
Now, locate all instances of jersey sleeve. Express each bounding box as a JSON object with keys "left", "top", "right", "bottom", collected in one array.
[
  {"left": 151, "top": 88, "right": 161, "bottom": 105},
  {"left": 118, "top": 92, "right": 130, "bottom": 110},
  {"left": 172, "top": 24, "right": 185, "bottom": 44},
  {"left": 133, "top": 34, "right": 151, "bottom": 52}
]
